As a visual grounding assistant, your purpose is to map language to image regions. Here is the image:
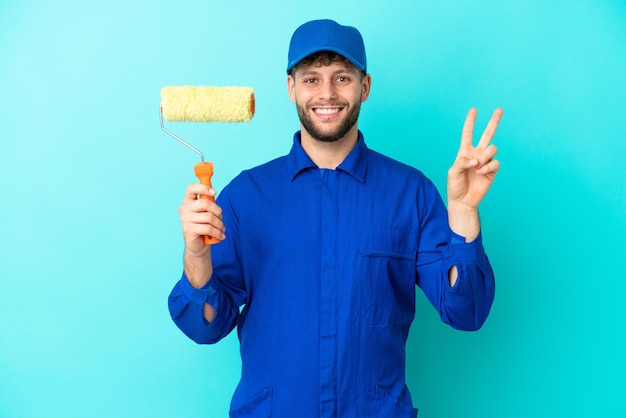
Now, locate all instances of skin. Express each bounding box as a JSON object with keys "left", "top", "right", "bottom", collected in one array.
[
  {"left": 447, "top": 108, "right": 503, "bottom": 243},
  {"left": 287, "top": 60, "right": 371, "bottom": 169},
  {"left": 178, "top": 58, "right": 503, "bottom": 323}
]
